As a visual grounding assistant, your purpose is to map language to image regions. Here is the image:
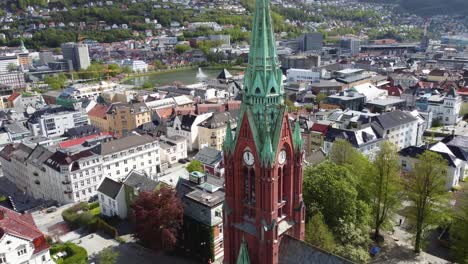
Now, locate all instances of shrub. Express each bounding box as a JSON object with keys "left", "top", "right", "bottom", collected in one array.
[{"left": 51, "top": 243, "right": 88, "bottom": 264}]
